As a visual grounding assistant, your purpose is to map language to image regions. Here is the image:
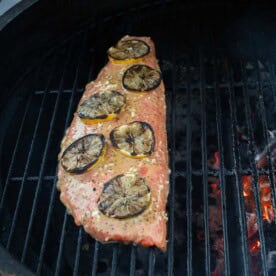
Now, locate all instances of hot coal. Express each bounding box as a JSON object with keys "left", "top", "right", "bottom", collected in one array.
[{"left": 202, "top": 140, "right": 276, "bottom": 275}]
